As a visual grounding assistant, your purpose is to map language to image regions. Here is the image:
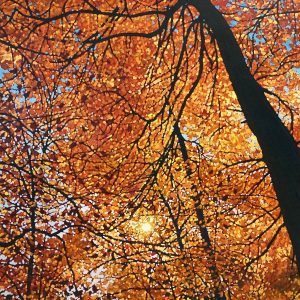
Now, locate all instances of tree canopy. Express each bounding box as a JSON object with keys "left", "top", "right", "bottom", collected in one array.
[{"left": 0, "top": 0, "right": 299, "bottom": 299}]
